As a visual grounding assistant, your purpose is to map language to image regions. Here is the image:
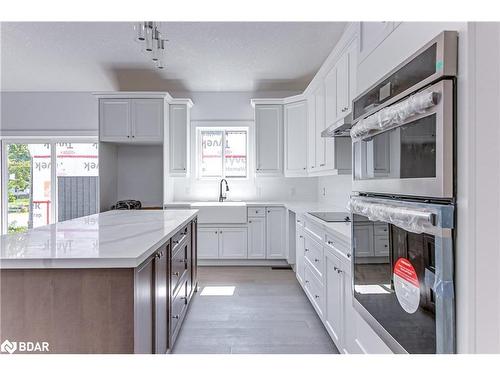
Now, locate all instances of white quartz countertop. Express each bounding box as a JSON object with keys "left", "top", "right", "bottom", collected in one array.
[
  {"left": 164, "top": 200, "right": 351, "bottom": 241},
  {"left": 0, "top": 209, "right": 198, "bottom": 269}
]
